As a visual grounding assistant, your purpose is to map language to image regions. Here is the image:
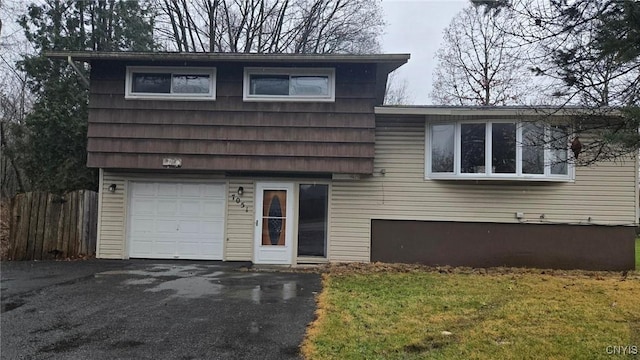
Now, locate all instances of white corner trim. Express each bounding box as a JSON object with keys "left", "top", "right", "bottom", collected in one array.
[{"left": 96, "top": 168, "right": 104, "bottom": 259}]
